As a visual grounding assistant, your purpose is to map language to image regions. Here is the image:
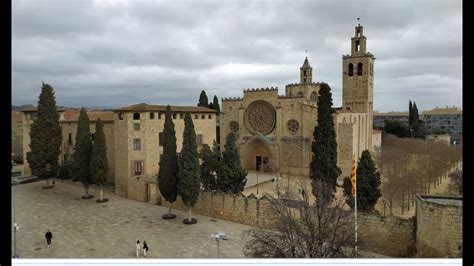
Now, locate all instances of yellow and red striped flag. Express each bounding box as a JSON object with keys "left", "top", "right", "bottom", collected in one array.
[{"left": 351, "top": 154, "right": 357, "bottom": 196}]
